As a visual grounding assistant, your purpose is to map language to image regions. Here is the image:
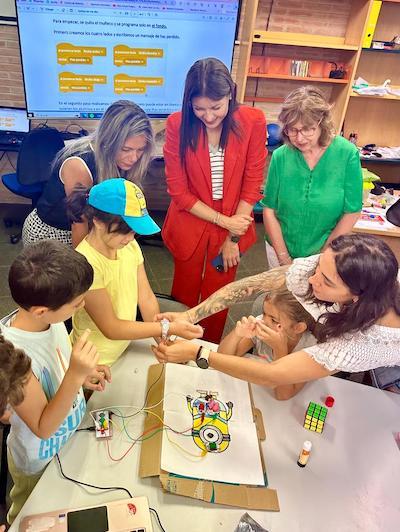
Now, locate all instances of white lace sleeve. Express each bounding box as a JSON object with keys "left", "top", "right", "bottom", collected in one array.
[
  {"left": 303, "top": 325, "right": 400, "bottom": 372},
  {"left": 286, "top": 254, "right": 320, "bottom": 297},
  {"left": 285, "top": 255, "right": 329, "bottom": 320}
]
